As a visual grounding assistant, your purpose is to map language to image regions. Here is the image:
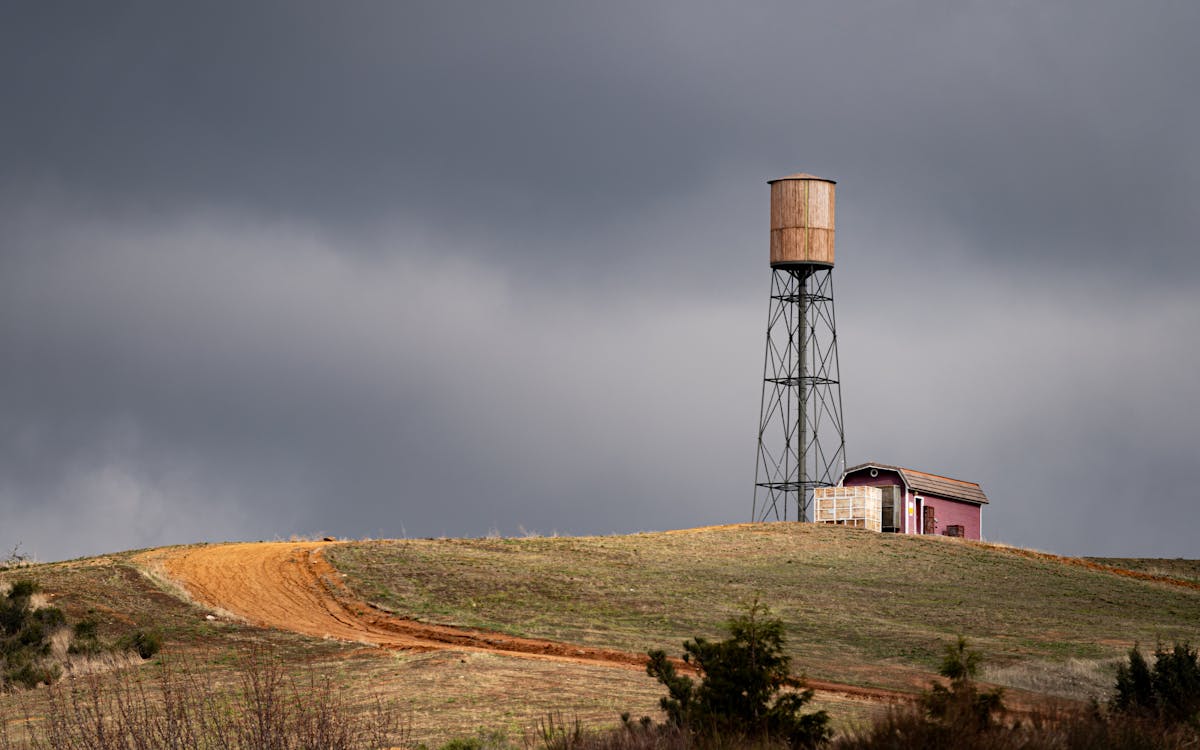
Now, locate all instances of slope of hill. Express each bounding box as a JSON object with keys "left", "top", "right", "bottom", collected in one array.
[
  {"left": 325, "top": 524, "right": 1200, "bottom": 700},
  {"left": 1085, "top": 557, "right": 1200, "bottom": 585},
  {"left": 0, "top": 547, "right": 670, "bottom": 743},
  {"left": 2, "top": 525, "right": 1198, "bottom": 744}
]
